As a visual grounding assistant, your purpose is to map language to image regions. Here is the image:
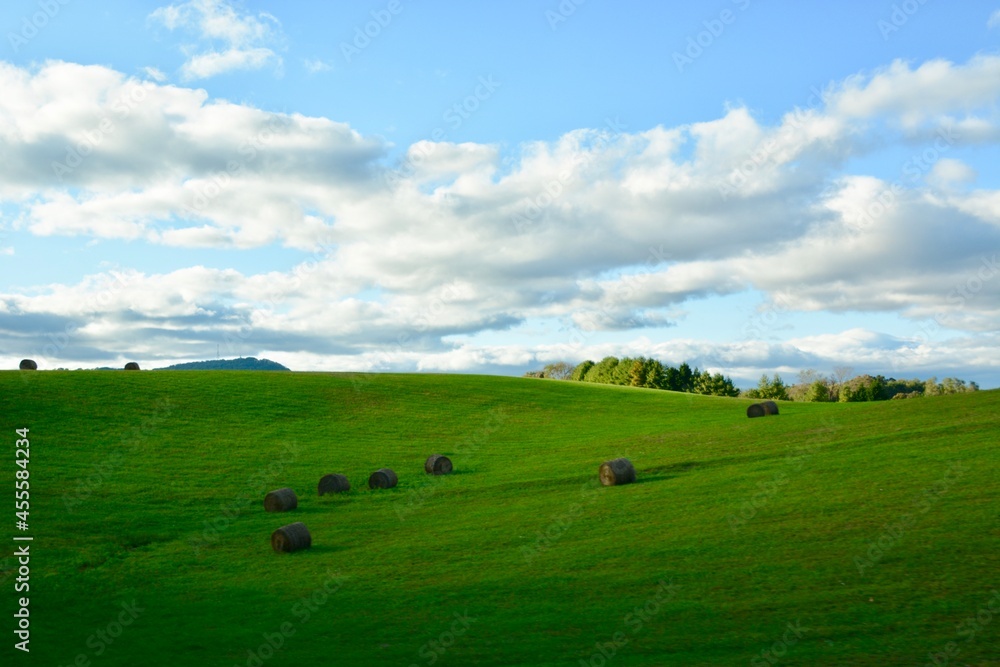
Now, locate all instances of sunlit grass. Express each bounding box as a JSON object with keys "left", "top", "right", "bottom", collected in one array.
[{"left": 1, "top": 371, "right": 997, "bottom": 666}]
